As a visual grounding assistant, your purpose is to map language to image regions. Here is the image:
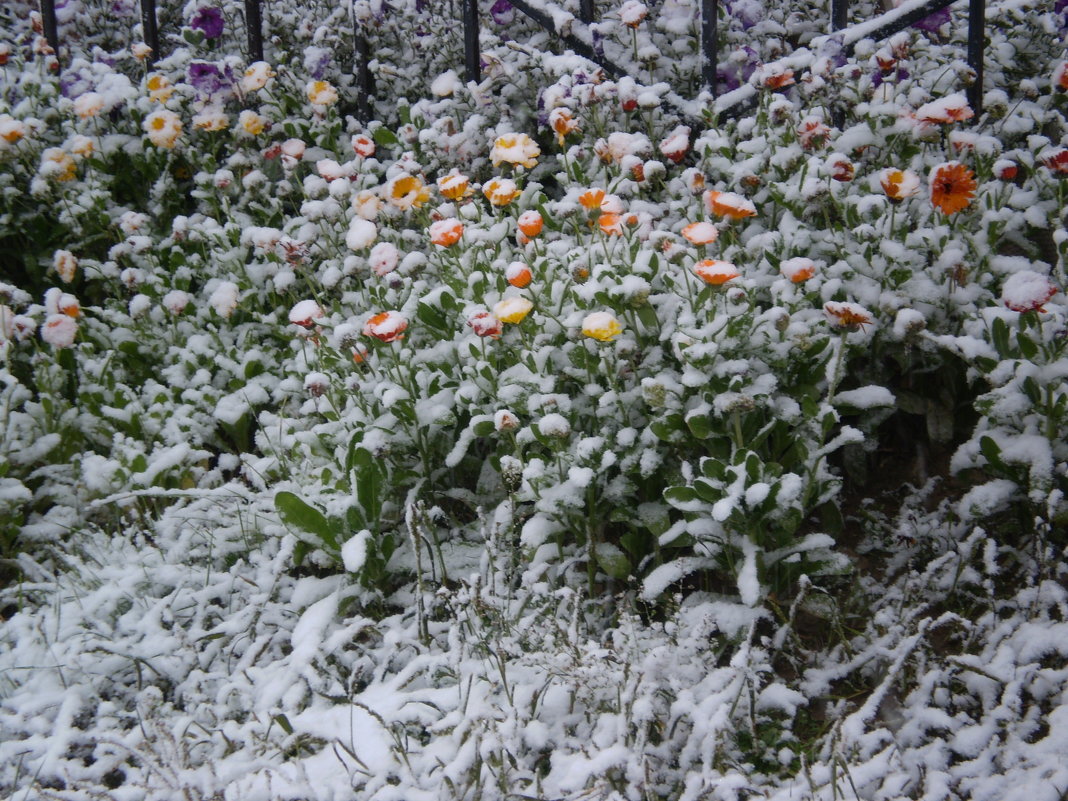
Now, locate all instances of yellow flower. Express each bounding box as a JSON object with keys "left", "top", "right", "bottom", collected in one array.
[
  {"left": 581, "top": 311, "right": 622, "bottom": 342},
  {"left": 40, "top": 148, "right": 76, "bottom": 182},
  {"left": 239, "top": 109, "right": 266, "bottom": 136},
  {"left": 144, "top": 109, "right": 182, "bottom": 149},
  {"left": 67, "top": 135, "right": 94, "bottom": 157},
  {"left": 493, "top": 296, "right": 533, "bottom": 324},
  {"left": 193, "top": 106, "right": 229, "bottom": 131},
  {"left": 490, "top": 133, "right": 540, "bottom": 169},
  {"left": 147, "top": 73, "right": 174, "bottom": 103},
  {"left": 241, "top": 61, "right": 274, "bottom": 92},
  {"left": 0, "top": 115, "right": 26, "bottom": 144},
  {"left": 437, "top": 171, "right": 473, "bottom": 200},
  {"left": 483, "top": 177, "right": 521, "bottom": 207},
  {"left": 307, "top": 80, "right": 338, "bottom": 107},
  {"left": 386, "top": 173, "right": 431, "bottom": 210},
  {"left": 73, "top": 92, "right": 105, "bottom": 119}
]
